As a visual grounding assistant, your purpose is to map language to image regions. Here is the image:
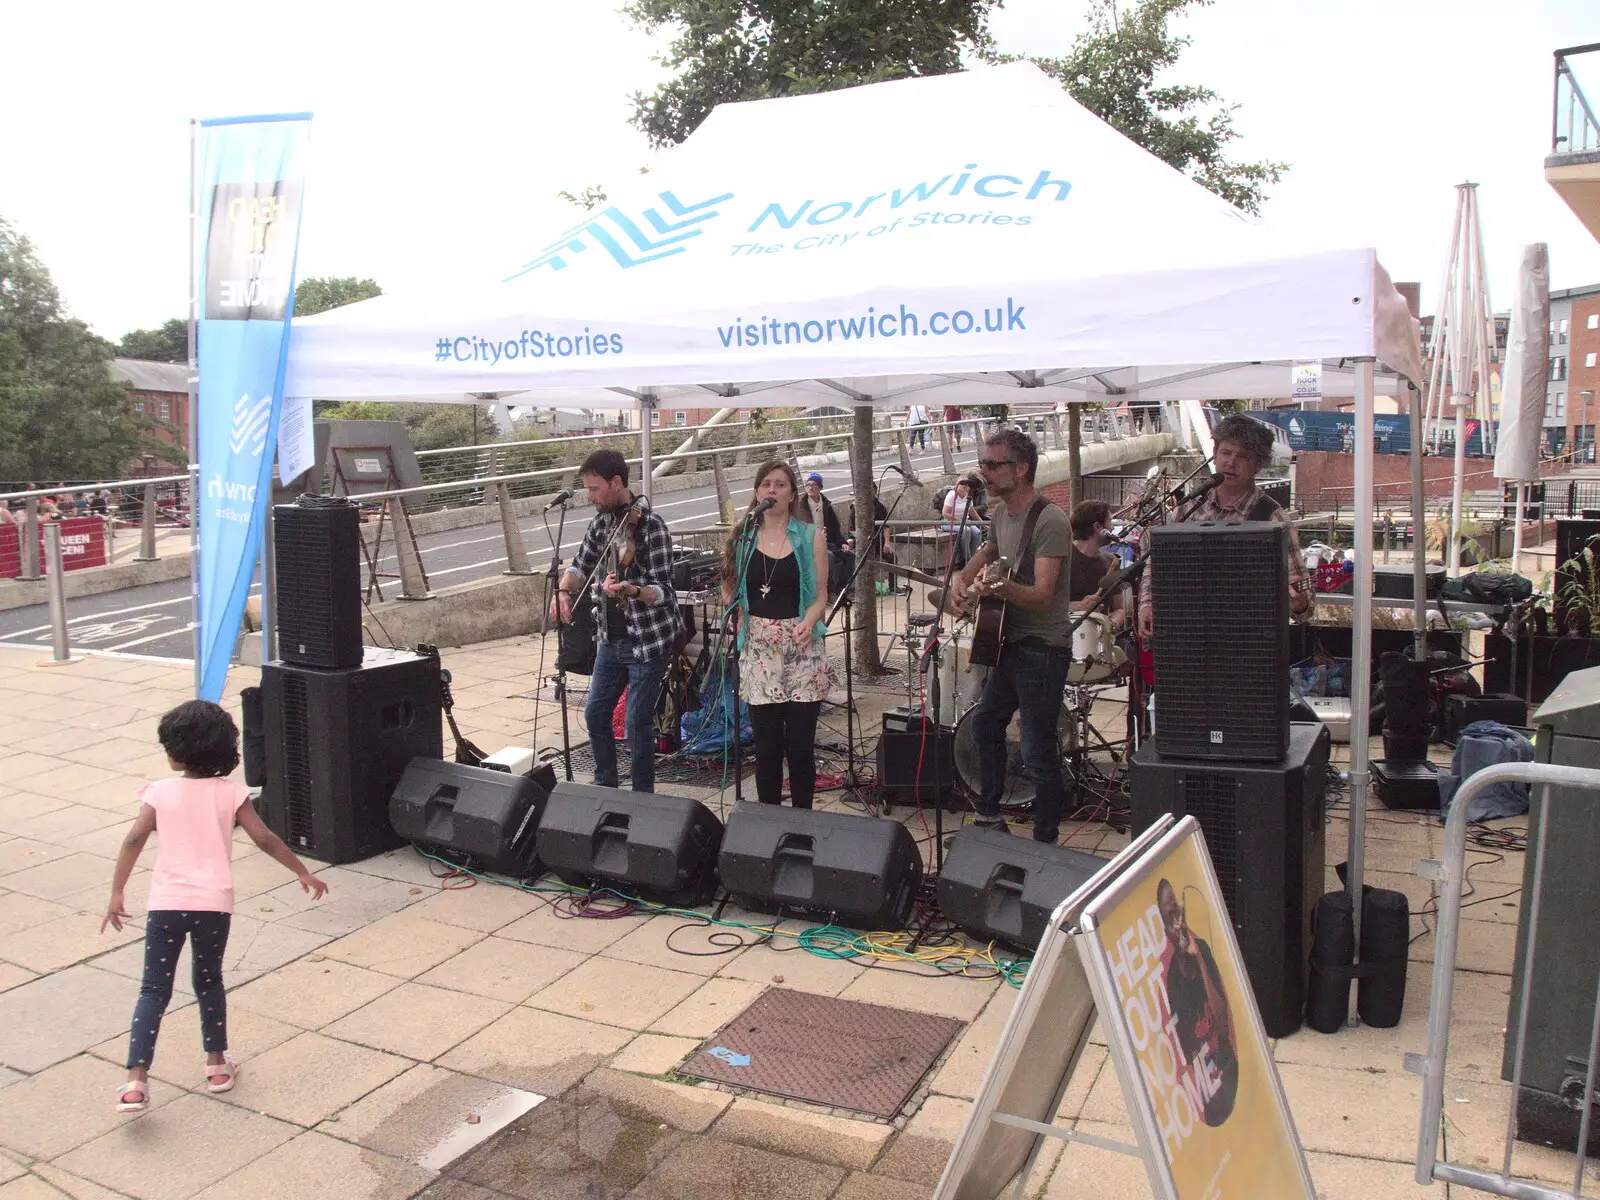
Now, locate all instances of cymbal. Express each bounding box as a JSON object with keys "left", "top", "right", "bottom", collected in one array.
[{"left": 877, "top": 561, "right": 948, "bottom": 589}]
